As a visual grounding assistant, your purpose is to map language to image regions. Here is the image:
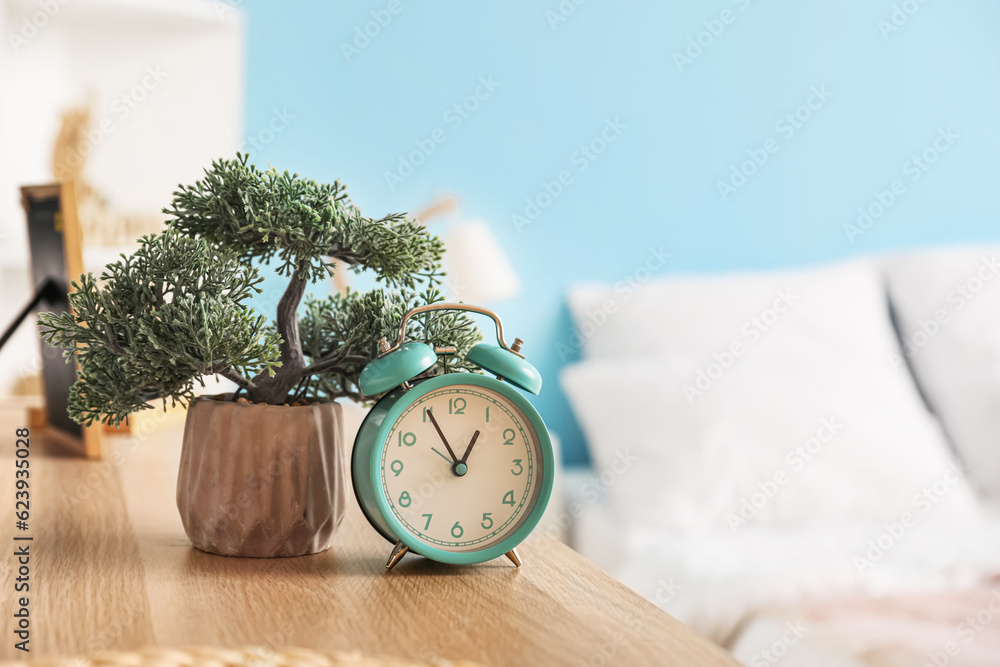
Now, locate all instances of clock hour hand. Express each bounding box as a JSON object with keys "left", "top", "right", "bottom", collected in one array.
[
  {"left": 426, "top": 409, "right": 460, "bottom": 463},
  {"left": 459, "top": 430, "right": 481, "bottom": 465}
]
